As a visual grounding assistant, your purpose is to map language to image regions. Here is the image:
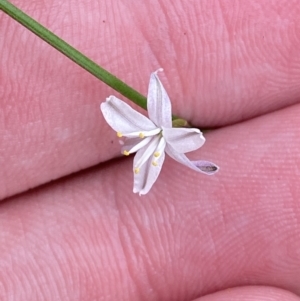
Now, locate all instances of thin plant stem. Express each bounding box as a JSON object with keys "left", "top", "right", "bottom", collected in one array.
[{"left": 0, "top": 0, "right": 148, "bottom": 109}]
